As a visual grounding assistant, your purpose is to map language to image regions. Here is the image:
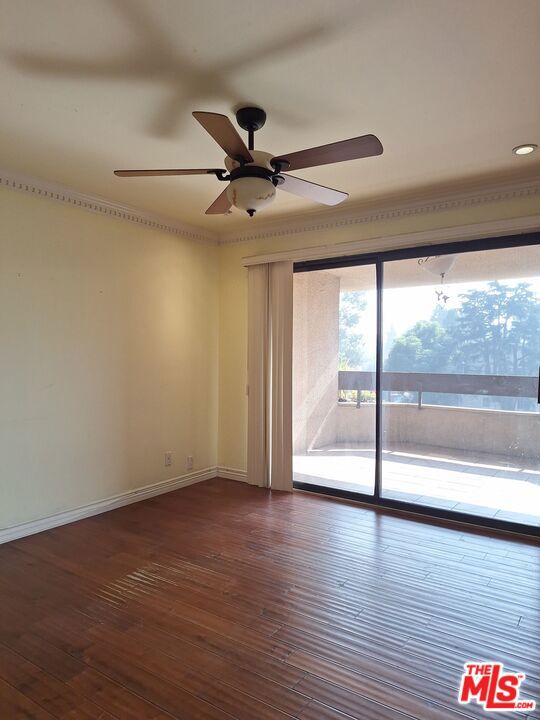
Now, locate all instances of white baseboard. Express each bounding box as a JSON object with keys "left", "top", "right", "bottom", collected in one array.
[
  {"left": 0, "top": 467, "right": 217, "bottom": 544},
  {"left": 216, "top": 466, "right": 248, "bottom": 482}
]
